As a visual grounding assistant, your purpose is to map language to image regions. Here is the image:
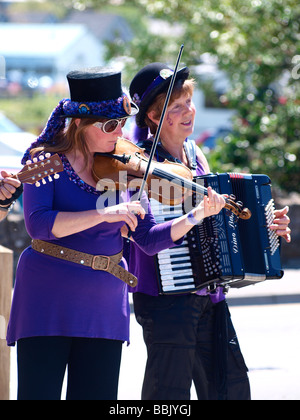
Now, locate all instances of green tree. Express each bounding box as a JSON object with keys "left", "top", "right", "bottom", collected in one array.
[
  {"left": 103, "top": 0, "right": 300, "bottom": 193},
  {"left": 11, "top": 0, "right": 300, "bottom": 192}
]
